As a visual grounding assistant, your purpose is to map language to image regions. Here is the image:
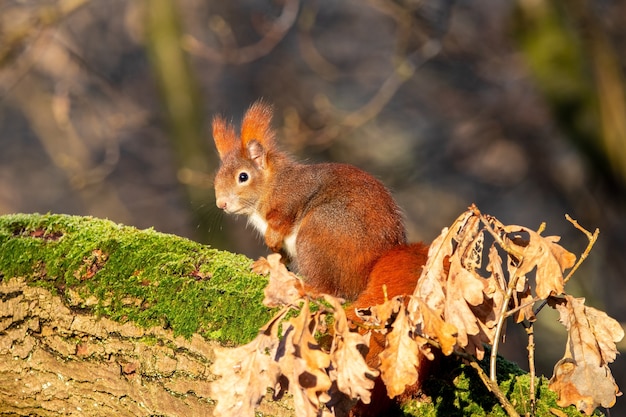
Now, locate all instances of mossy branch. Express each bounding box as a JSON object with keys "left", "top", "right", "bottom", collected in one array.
[{"left": 0, "top": 213, "right": 272, "bottom": 345}]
